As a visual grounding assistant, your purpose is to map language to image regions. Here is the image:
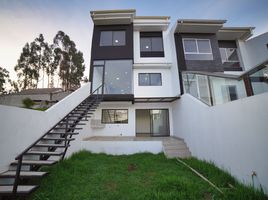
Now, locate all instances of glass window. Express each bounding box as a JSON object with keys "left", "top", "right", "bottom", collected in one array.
[
  {"left": 150, "top": 73, "right": 162, "bottom": 86},
  {"left": 183, "top": 38, "right": 213, "bottom": 60},
  {"left": 92, "top": 66, "right": 103, "bottom": 92},
  {"left": 102, "top": 109, "right": 128, "bottom": 124},
  {"left": 138, "top": 73, "right": 150, "bottom": 85},
  {"left": 113, "top": 31, "right": 125, "bottom": 46},
  {"left": 138, "top": 73, "right": 162, "bottom": 86},
  {"left": 140, "top": 32, "right": 164, "bottom": 55},
  {"left": 140, "top": 38, "right": 151, "bottom": 52},
  {"left": 250, "top": 66, "right": 268, "bottom": 95},
  {"left": 197, "top": 40, "right": 212, "bottom": 53},
  {"left": 104, "top": 60, "right": 132, "bottom": 94},
  {"left": 151, "top": 37, "right": 164, "bottom": 51},
  {"left": 183, "top": 39, "right": 197, "bottom": 53},
  {"left": 228, "top": 85, "right": 238, "bottom": 101},
  {"left": 100, "top": 31, "right": 112, "bottom": 46},
  {"left": 220, "top": 48, "right": 239, "bottom": 63},
  {"left": 100, "top": 31, "right": 126, "bottom": 46}
]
